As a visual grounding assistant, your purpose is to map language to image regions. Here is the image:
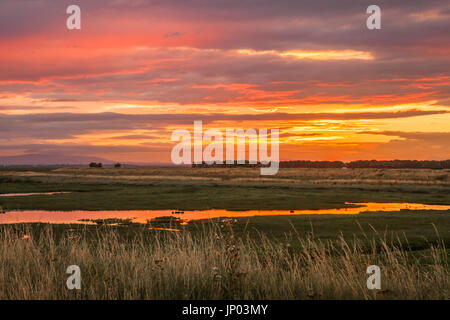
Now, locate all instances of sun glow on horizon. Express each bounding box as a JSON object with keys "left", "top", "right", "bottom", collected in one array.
[{"left": 235, "top": 49, "right": 374, "bottom": 60}]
